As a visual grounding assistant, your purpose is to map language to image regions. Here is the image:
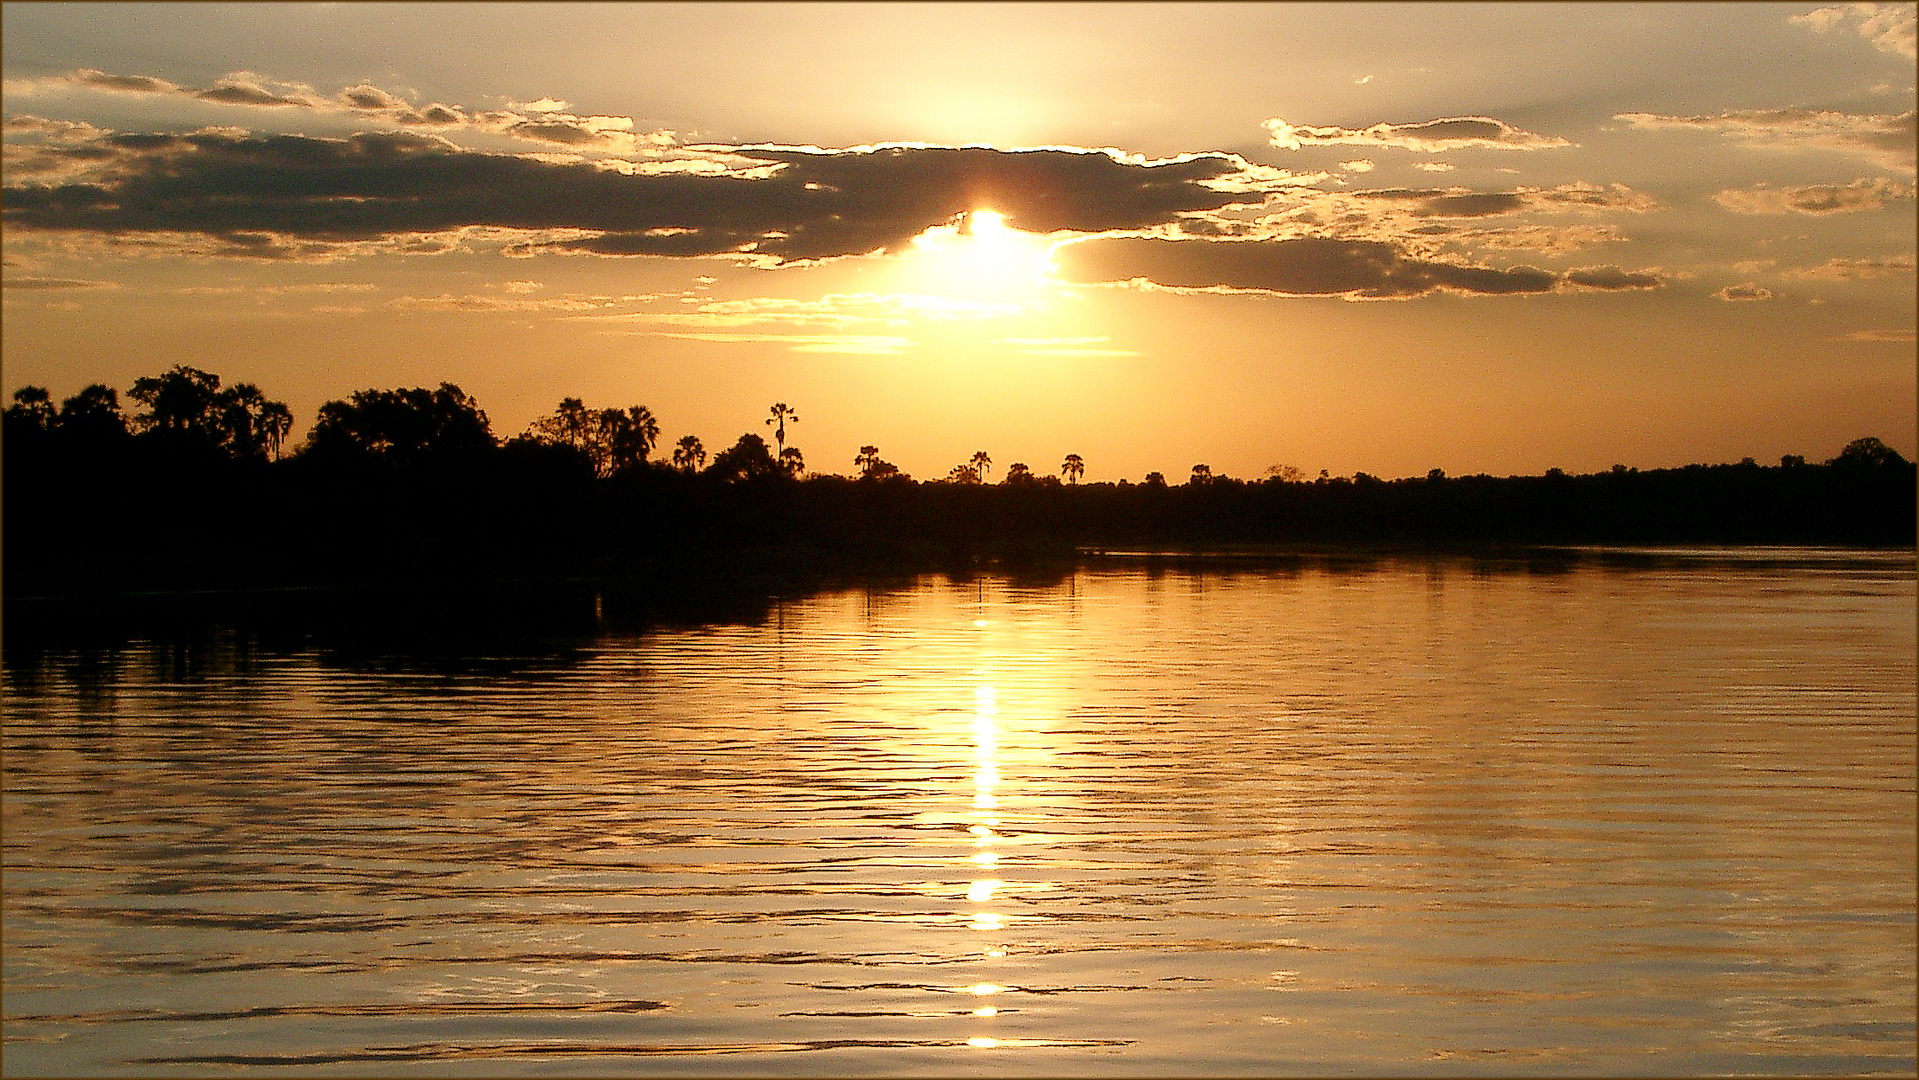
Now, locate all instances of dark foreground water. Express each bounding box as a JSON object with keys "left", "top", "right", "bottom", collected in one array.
[{"left": 4, "top": 548, "right": 1914, "bottom": 1075}]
